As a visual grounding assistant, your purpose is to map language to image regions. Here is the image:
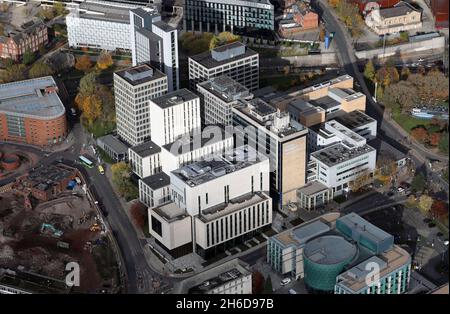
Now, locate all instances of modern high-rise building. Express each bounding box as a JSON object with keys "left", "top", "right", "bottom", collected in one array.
[
  {"left": 267, "top": 212, "right": 412, "bottom": 294},
  {"left": 114, "top": 64, "right": 168, "bottom": 146},
  {"left": 148, "top": 89, "right": 201, "bottom": 147},
  {"left": 130, "top": 7, "right": 180, "bottom": 91},
  {"left": 232, "top": 98, "right": 308, "bottom": 209},
  {"left": 188, "top": 42, "right": 259, "bottom": 92},
  {"left": 148, "top": 145, "right": 272, "bottom": 259},
  {"left": 197, "top": 76, "right": 253, "bottom": 127},
  {"left": 184, "top": 0, "right": 275, "bottom": 33}
]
